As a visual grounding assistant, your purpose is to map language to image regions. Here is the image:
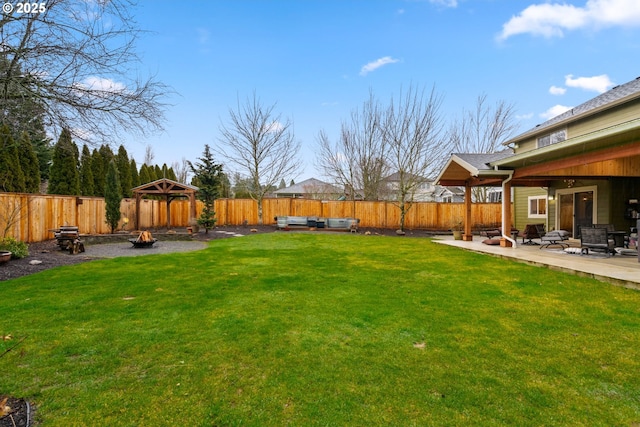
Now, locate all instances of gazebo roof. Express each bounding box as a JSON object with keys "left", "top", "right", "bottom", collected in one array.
[{"left": 132, "top": 178, "right": 198, "bottom": 195}]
